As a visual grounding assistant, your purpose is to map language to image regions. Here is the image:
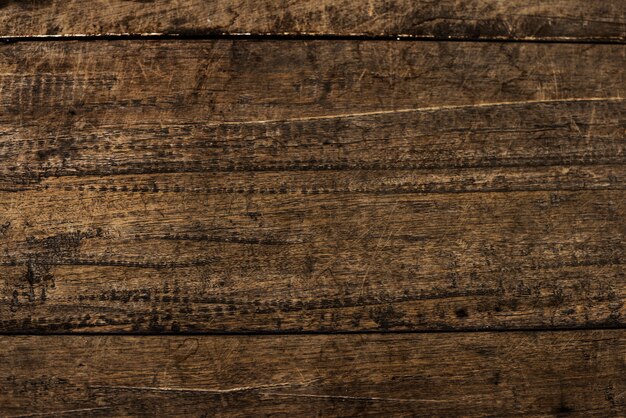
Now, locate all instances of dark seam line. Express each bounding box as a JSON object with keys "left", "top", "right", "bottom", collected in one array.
[
  {"left": 1, "top": 33, "right": 625, "bottom": 45},
  {"left": 3, "top": 160, "right": 626, "bottom": 180},
  {"left": 2, "top": 186, "right": 626, "bottom": 195},
  {"left": 1, "top": 325, "right": 625, "bottom": 337}
]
